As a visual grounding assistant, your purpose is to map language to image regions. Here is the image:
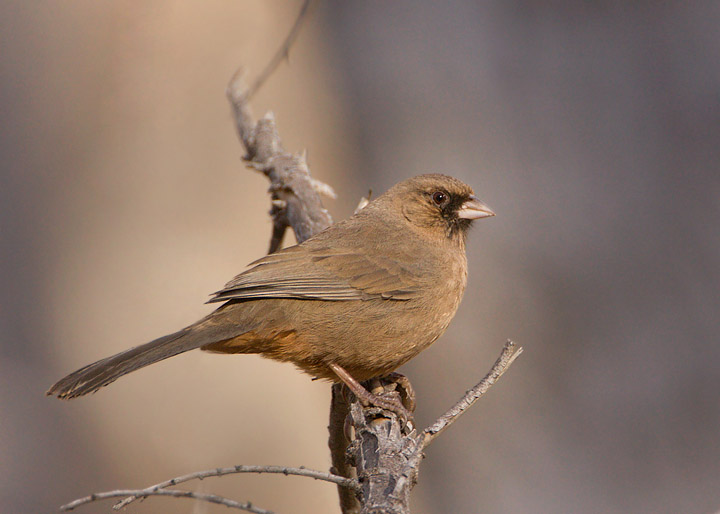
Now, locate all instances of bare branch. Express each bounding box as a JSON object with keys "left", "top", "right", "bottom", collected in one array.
[
  {"left": 60, "top": 488, "right": 274, "bottom": 513},
  {"left": 422, "top": 340, "right": 523, "bottom": 448},
  {"left": 112, "top": 464, "right": 360, "bottom": 509},
  {"left": 224, "top": 1, "right": 331, "bottom": 253},
  {"left": 227, "top": 75, "right": 333, "bottom": 251}
]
